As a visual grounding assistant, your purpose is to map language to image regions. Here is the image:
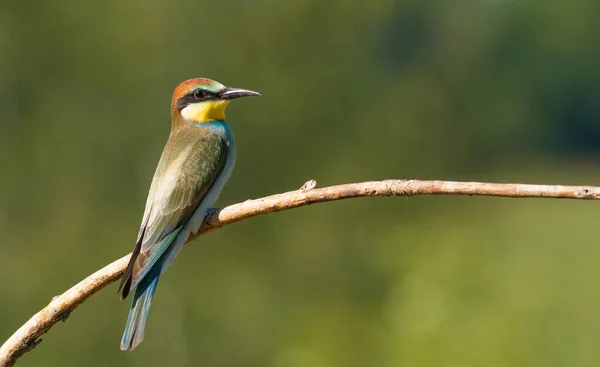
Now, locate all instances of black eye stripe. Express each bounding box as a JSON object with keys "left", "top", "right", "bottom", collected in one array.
[
  {"left": 174, "top": 89, "right": 219, "bottom": 110},
  {"left": 191, "top": 88, "right": 218, "bottom": 101}
]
